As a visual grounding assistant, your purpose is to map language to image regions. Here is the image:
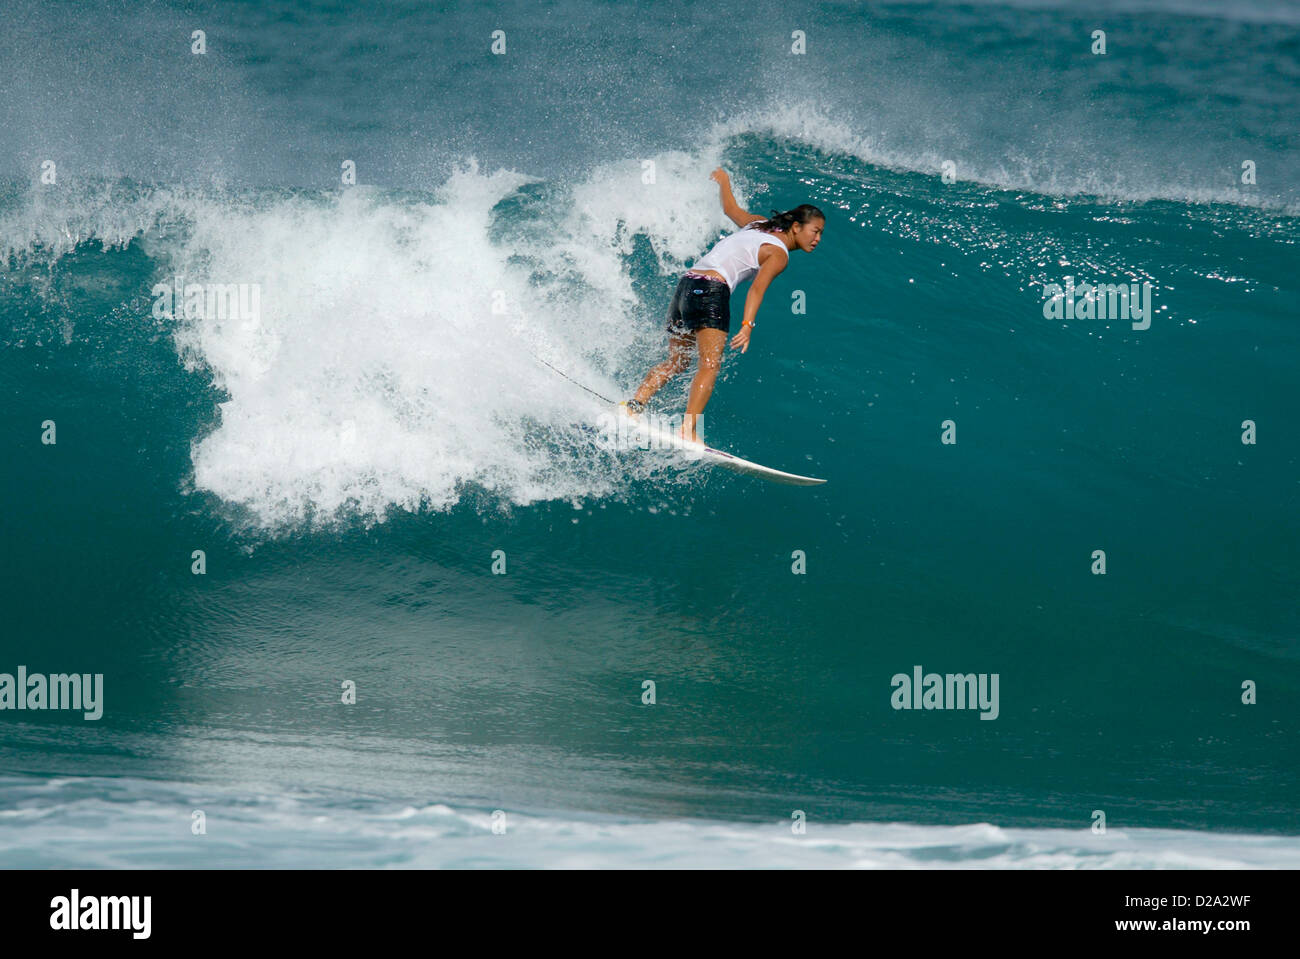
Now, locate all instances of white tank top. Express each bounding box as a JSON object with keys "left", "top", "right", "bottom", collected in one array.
[{"left": 690, "top": 222, "right": 789, "bottom": 290}]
